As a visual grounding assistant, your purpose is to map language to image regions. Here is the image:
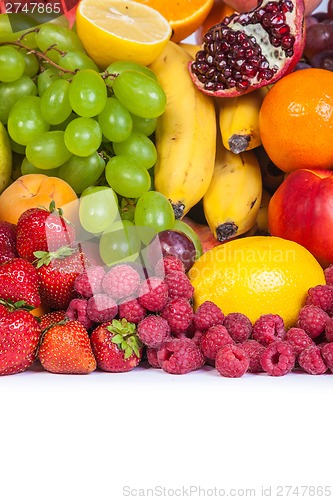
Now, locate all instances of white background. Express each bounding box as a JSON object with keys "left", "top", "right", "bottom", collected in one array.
[{"left": 1, "top": 1, "right": 332, "bottom": 499}]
